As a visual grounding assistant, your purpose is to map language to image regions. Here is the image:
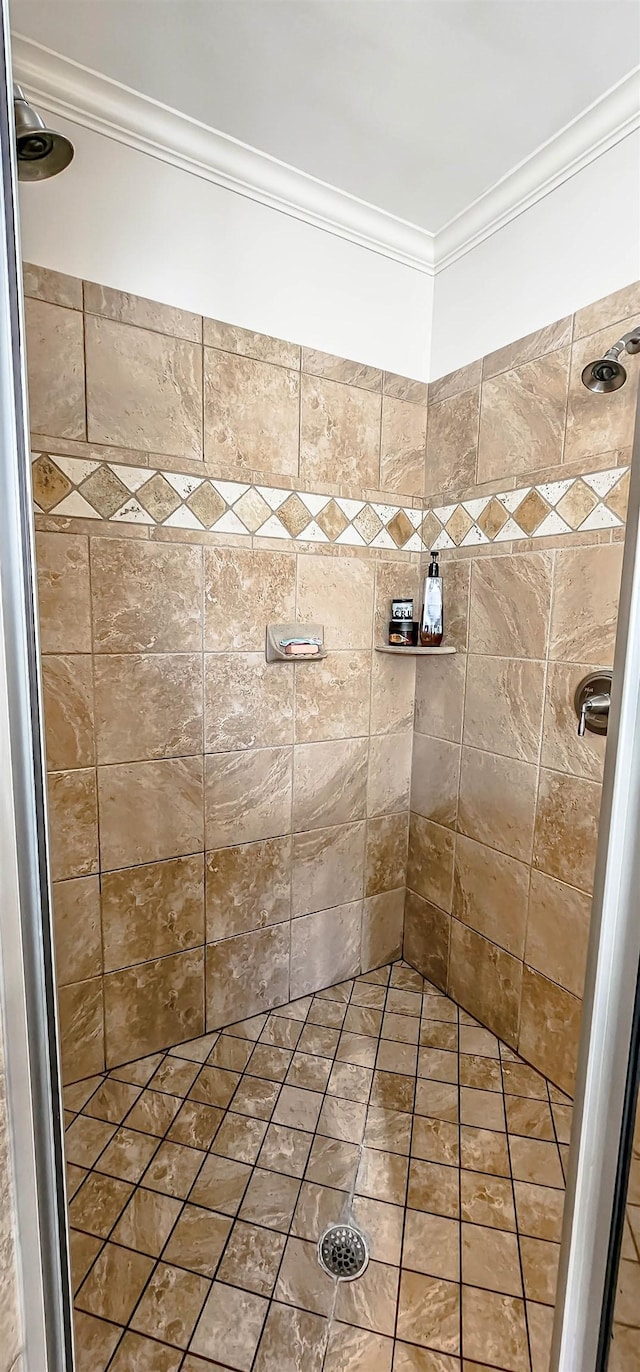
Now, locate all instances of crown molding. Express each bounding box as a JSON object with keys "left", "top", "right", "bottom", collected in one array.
[
  {"left": 11, "top": 36, "right": 640, "bottom": 277},
  {"left": 11, "top": 36, "right": 436, "bottom": 275},
  {"left": 435, "top": 66, "right": 640, "bottom": 271}
]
